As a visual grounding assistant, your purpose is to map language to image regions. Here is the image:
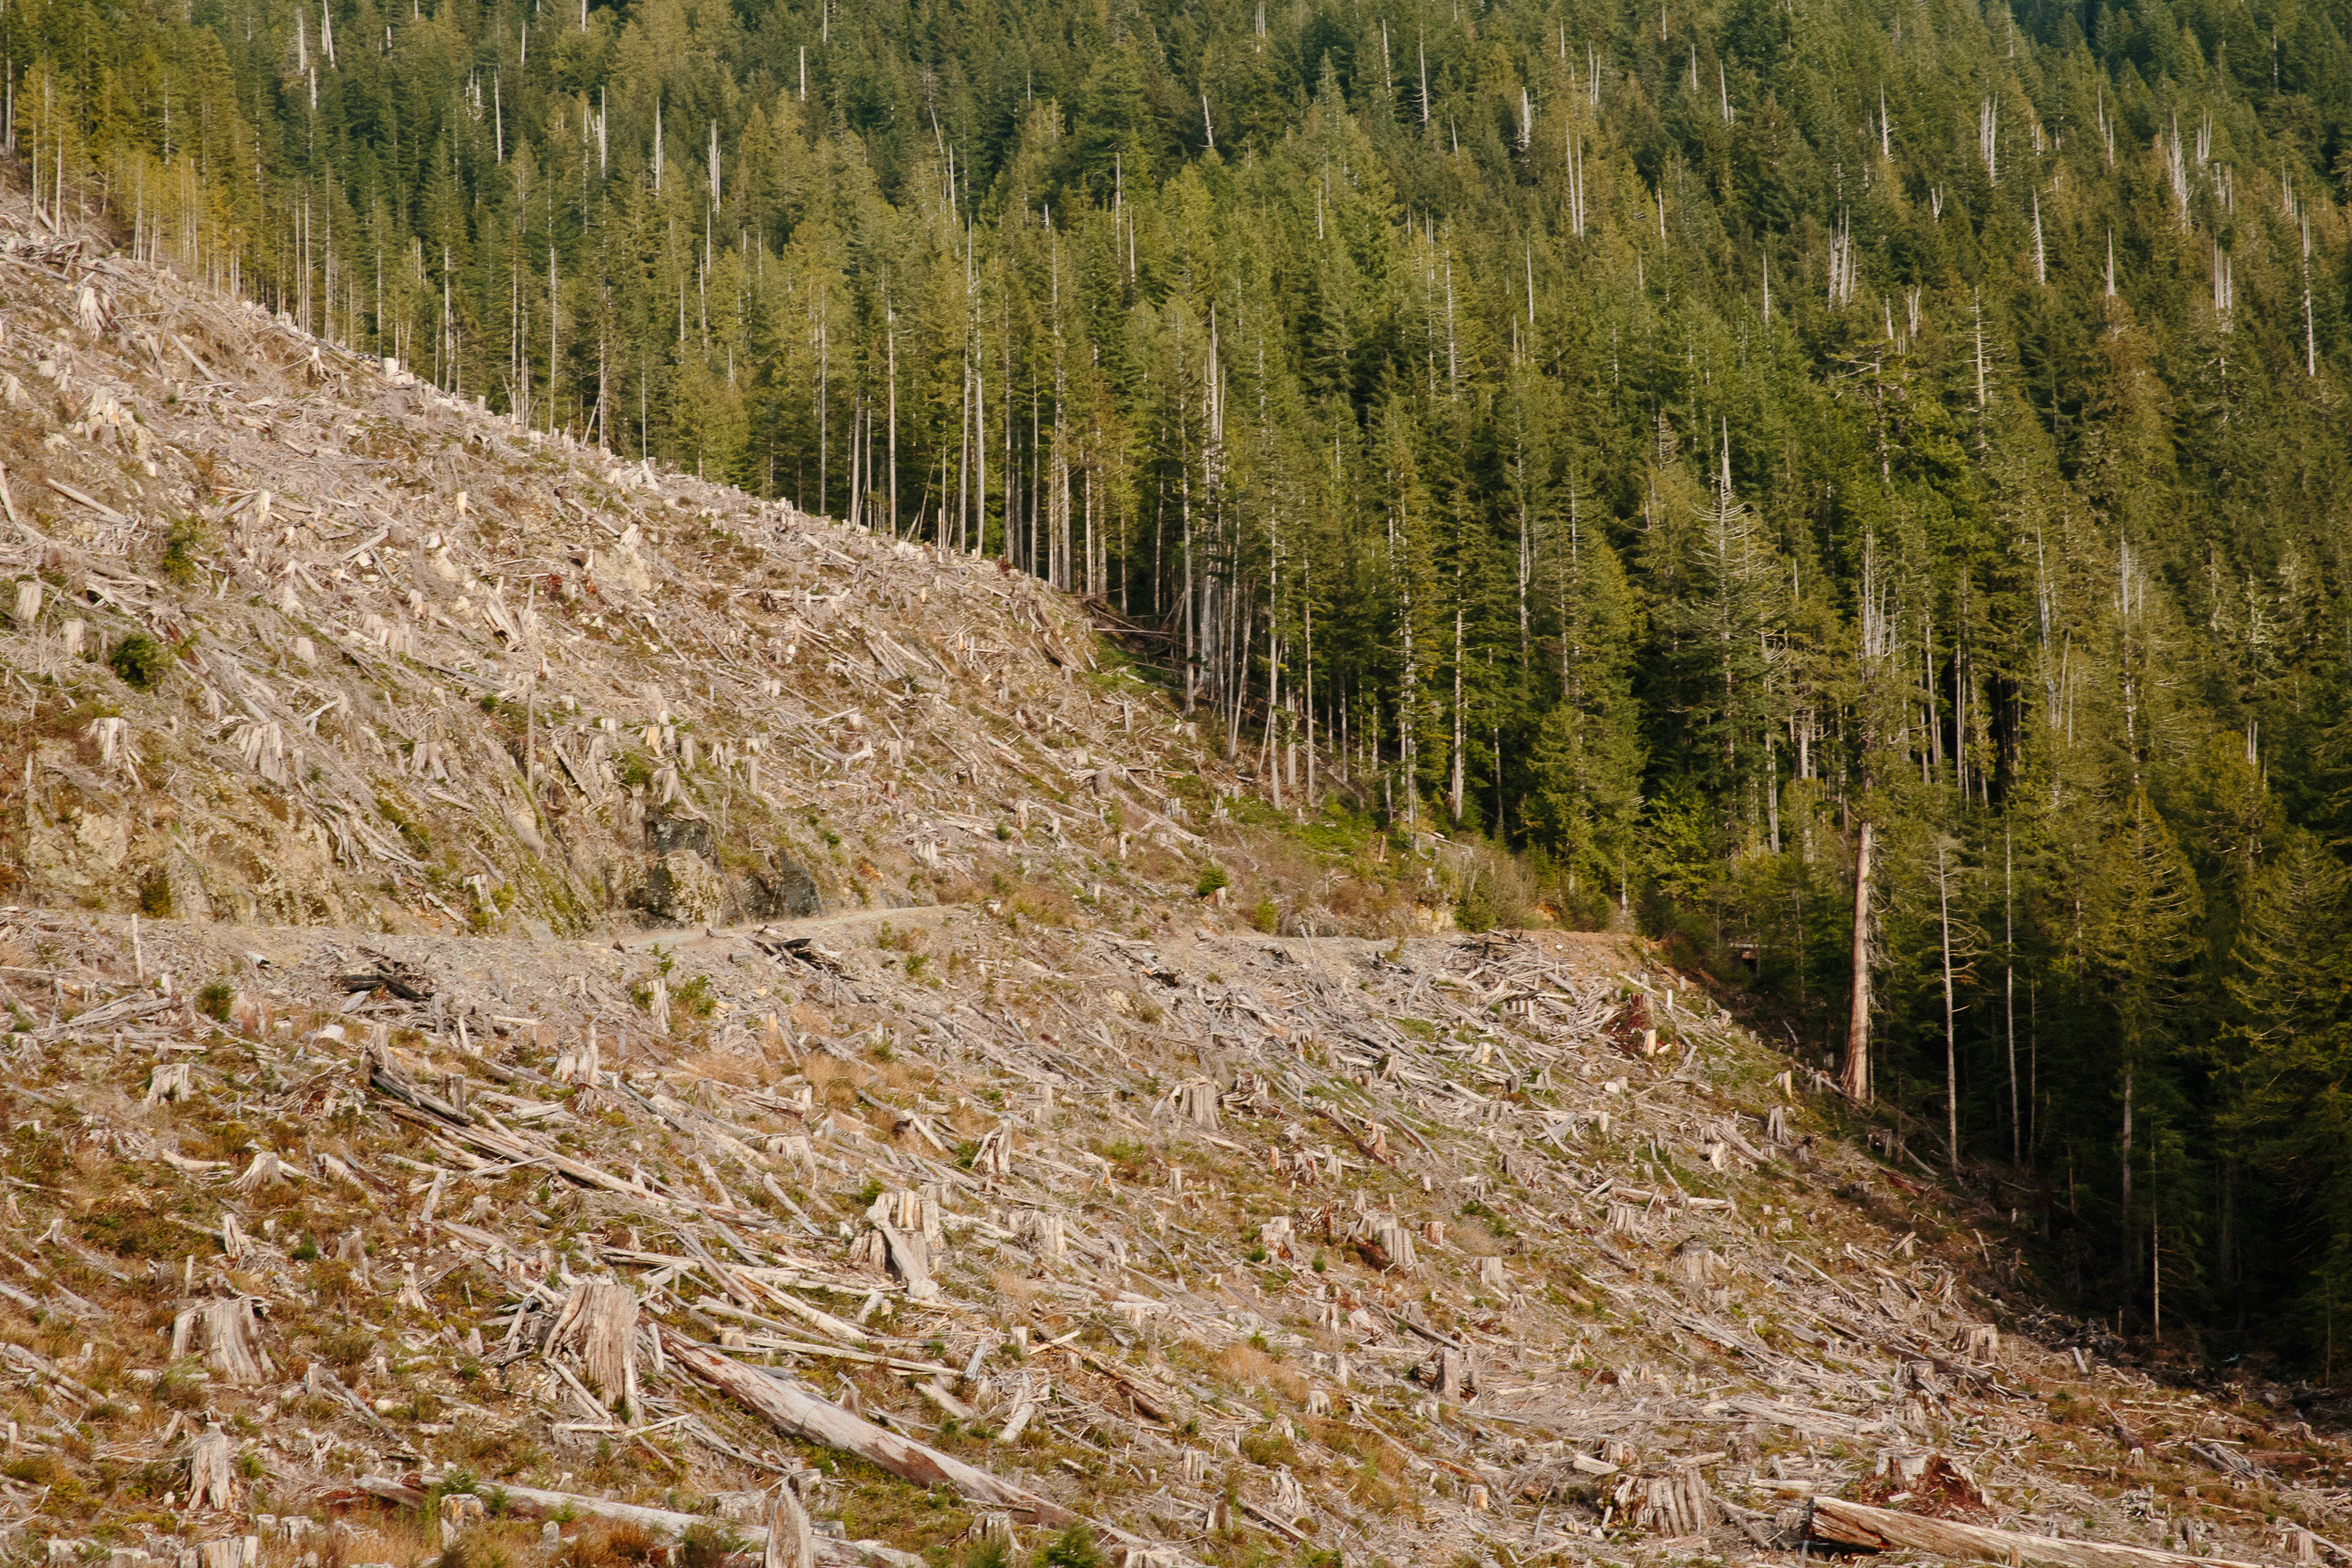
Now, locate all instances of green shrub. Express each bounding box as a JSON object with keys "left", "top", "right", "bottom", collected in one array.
[
  {"left": 109, "top": 635, "right": 171, "bottom": 691},
  {"left": 138, "top": 870, "right": 175, "bottom": 917},
  {"left": 197, "top": 981, "right": 235, "bottom": 1022},
  {"left": 160, "top": 519, "right": 206, "bottom": 585},
  {"left": 1039, "top": 1527, "right": 1101, "bottom": 1568},
  {"left": 673, "top": 974, "right": 717, "bottom": 1018},
  {"left": 1195, "top": 863, "right": 1230, "bottom": 898}
]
